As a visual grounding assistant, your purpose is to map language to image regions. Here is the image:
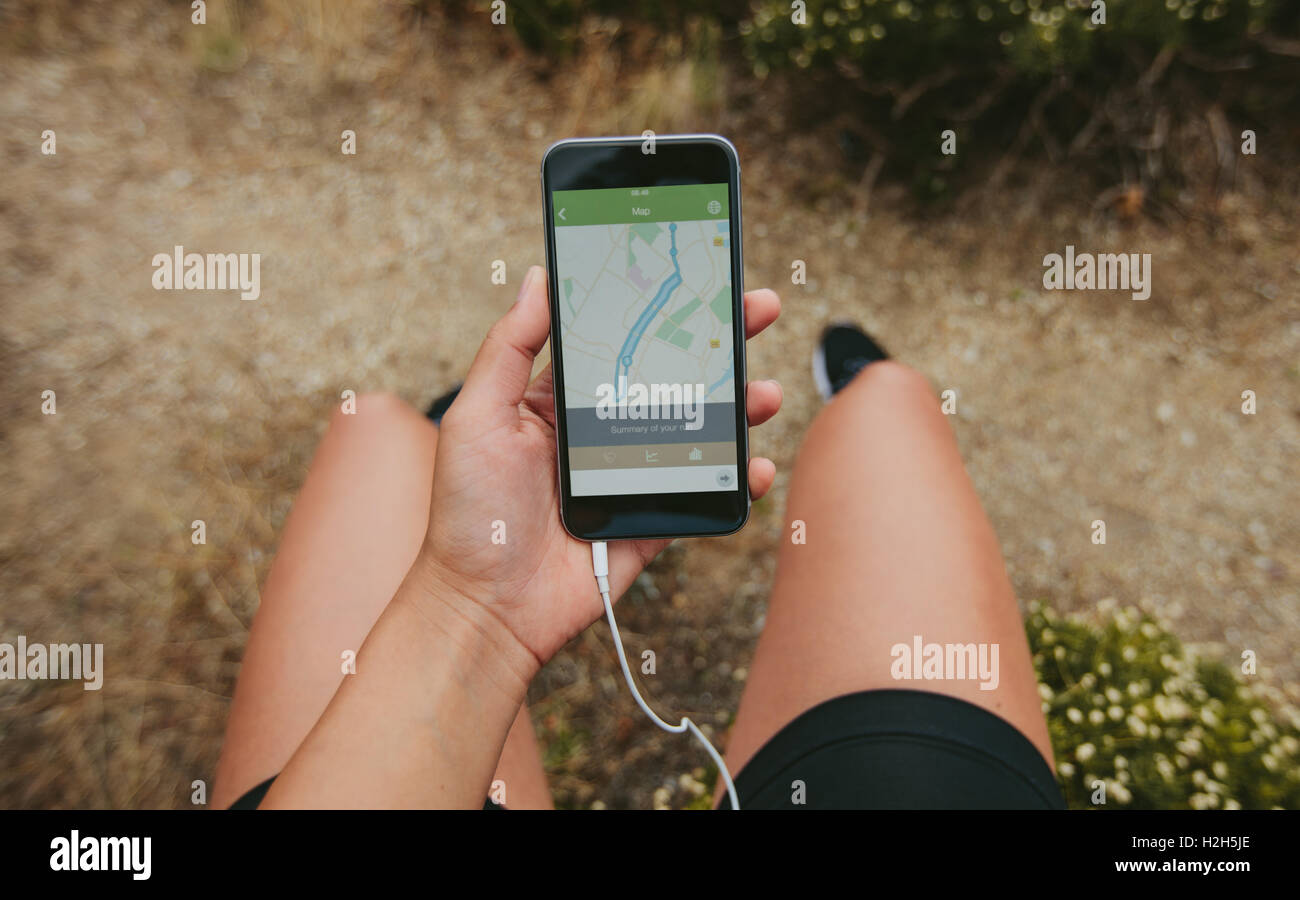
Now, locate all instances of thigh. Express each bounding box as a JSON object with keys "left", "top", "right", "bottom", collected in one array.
[
  {"left": 212, "top": 393, "right": 439, "bottom": 808},
  {"left": 725, "top": 362, "right": 1053, "bottom": 781}
]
